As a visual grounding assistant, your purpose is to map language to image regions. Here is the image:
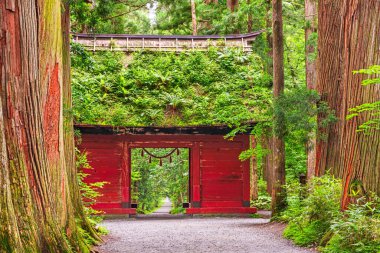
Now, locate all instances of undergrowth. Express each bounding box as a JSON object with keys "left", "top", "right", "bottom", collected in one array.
[{"left": 281, "top": 174, "right": 380, "bottom": 252}]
